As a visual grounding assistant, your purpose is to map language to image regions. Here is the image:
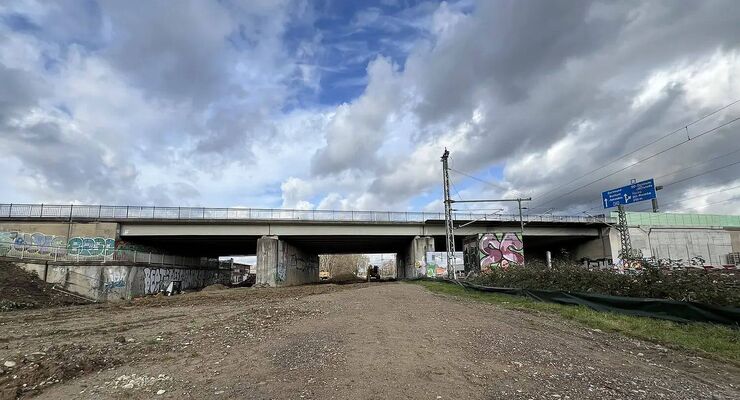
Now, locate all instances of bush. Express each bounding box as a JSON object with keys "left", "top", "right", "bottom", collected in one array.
[{"left": 471, "top": 259, "right": 740, "bottom": 307}]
